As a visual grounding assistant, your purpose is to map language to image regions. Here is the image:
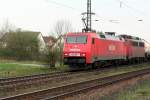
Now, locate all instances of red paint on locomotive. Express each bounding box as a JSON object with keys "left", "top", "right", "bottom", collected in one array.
[{"left": 63, "top": 32, "right": 145, "bottom": 67}]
